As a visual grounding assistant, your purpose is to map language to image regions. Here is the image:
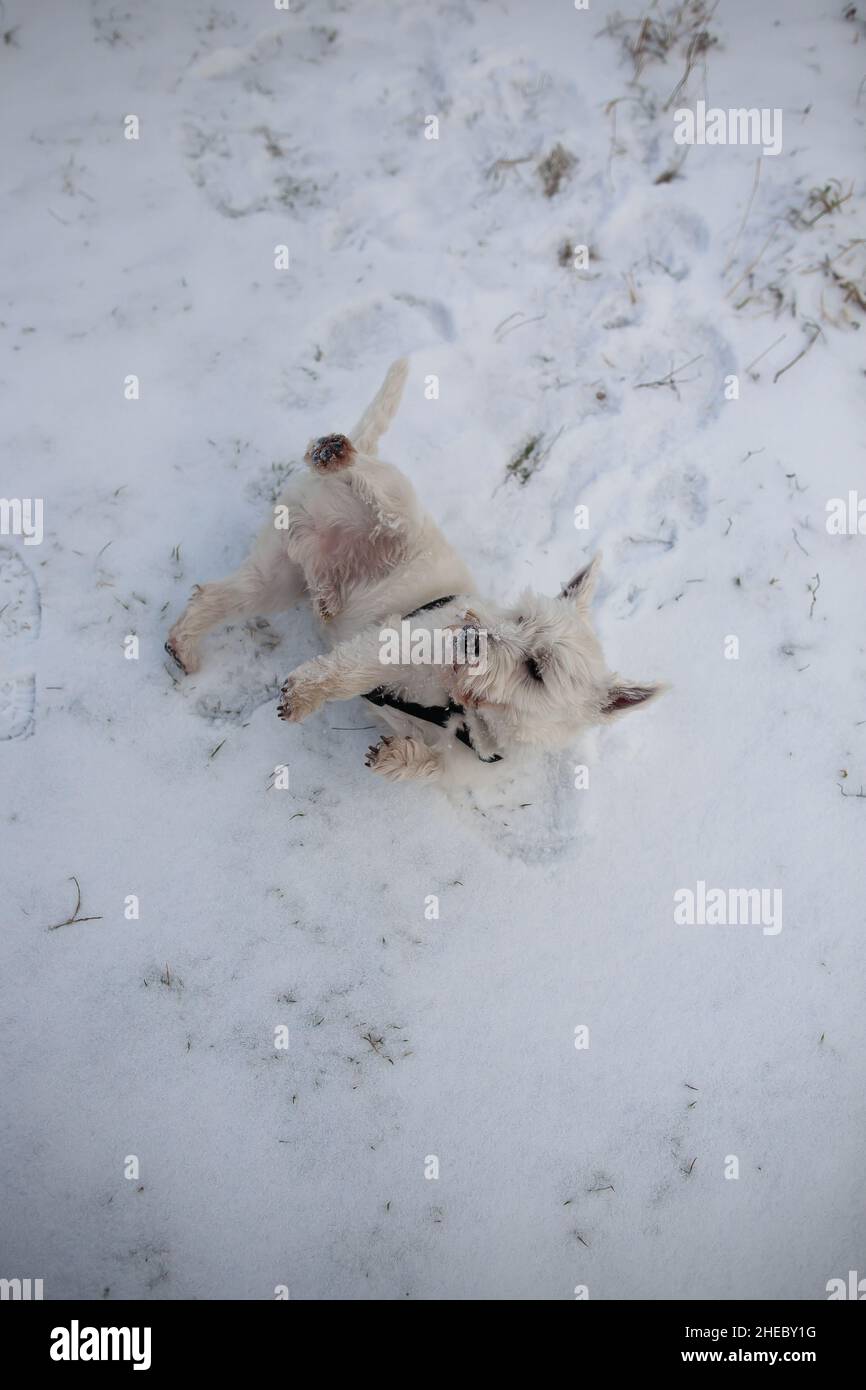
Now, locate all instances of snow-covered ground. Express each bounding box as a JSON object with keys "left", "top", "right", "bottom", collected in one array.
[{"left": 1, "top": 0, "right": 864, "bottom": 1300}]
